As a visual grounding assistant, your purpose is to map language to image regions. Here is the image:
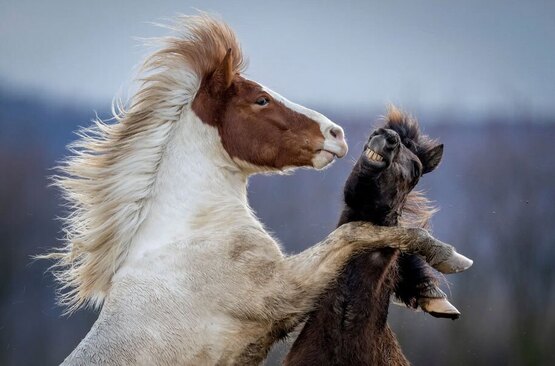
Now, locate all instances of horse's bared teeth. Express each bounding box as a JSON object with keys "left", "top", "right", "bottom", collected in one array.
[{"left": 365, "top": 149, "right": 383, "bottom": 162}]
